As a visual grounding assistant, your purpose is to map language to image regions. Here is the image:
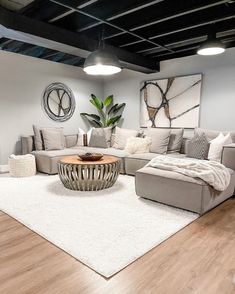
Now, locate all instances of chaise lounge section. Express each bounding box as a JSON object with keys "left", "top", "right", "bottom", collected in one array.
[{"left": 135, "top": 166, "right": 235, "bottom": 214}]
